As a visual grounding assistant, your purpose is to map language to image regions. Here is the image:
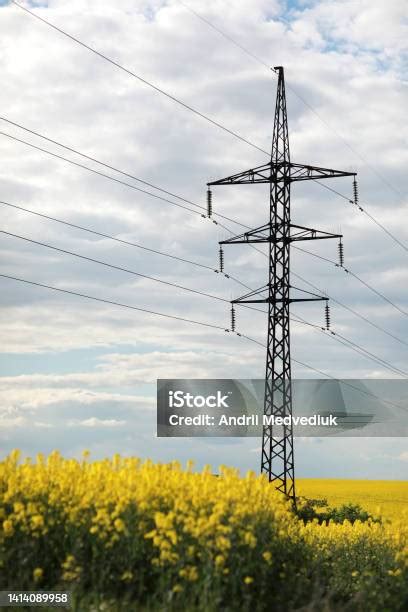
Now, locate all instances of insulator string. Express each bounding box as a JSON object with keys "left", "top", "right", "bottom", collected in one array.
[
  {"left": 207, "top": 188, "right": 213, "bottom": 218},
  {"left": 338, "top": 239, "right": 344, "bottom": 267},
  {"left": 219, "top": 246, "right": 224, "bottom": 272},
  {"left": 325, "top": 302, "right": 331, "bottom": 330},
  {"left": 231, "top": 304, "right": 236, "bottom": 332}
]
